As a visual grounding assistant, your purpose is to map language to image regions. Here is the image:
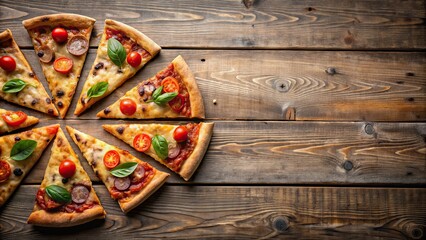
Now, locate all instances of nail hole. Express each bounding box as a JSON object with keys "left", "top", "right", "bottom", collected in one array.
[
  {"left": 273, "top": 217, "right": 289, "bottom": 232},
  {"left": 325, "top": 67, "right": 336, "bottom": 75},
  {"left": 406, "top": 72, "right": 415, "bottom": 77},
  {"left": 343, "top": 161, "right": 353, "bottom": 171},
  {"left": 411, "top": 227, "right": 423, "bottom": 239},
  {"left": 396, "top": 81, "right": 404, "bottom": 84},
  {"left": 274, "top": 80, "right": 290, "bottom": 93},
  {"left": 405, "top": 97, "right": 414, "bottom": 102},
  {"left": 364, "top": 123, "right": 375, "bottom": 135},
  {"left": 201, "top": 59, "right": 206, "bottom": 62}
]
